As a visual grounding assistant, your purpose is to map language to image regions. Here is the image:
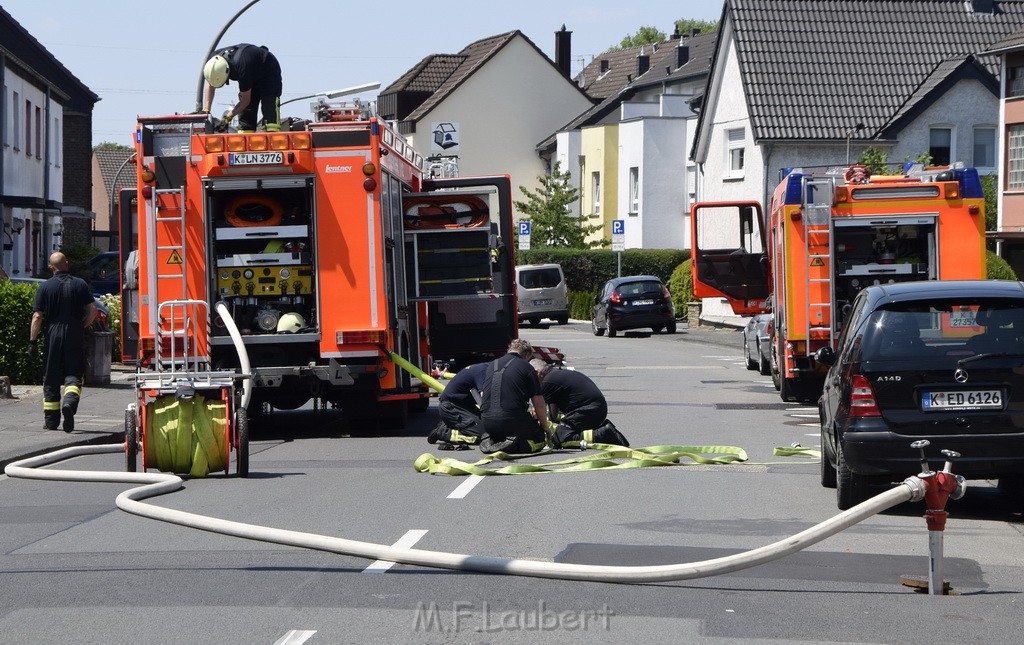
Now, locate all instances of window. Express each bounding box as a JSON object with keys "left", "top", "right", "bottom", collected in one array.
[
  {"left": 34, "top": 107, "right": 41, "bottom": 159},
  {"left": 929, "top": 127, "right": 952, "bottom": 166},
  {"left": 25, "top": 99, "right": 31, "bottom": 157},
  {"left": 591, "top": 171, "right": 601, "bottom": 216},
  {"left": 973, "top": 126, "right": 995, "bottom": 169},
  {"left": 52, "top": 117, "right": 60, "bottom": 166},
  {"left": 1011, "top": 65, "right": 1024, "bottom": 98},
  {"left": 726, "top": 128, "right": 745, "bottom": 178},
  {"left": 1009, "top": 125, "right": 1024, "bottom": 189},
  {"left": 12, "top": 91, "right": 19, "bottom": 151},
  {"left": 628, "top": 167, "right": 639, "bottom": 214}
]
